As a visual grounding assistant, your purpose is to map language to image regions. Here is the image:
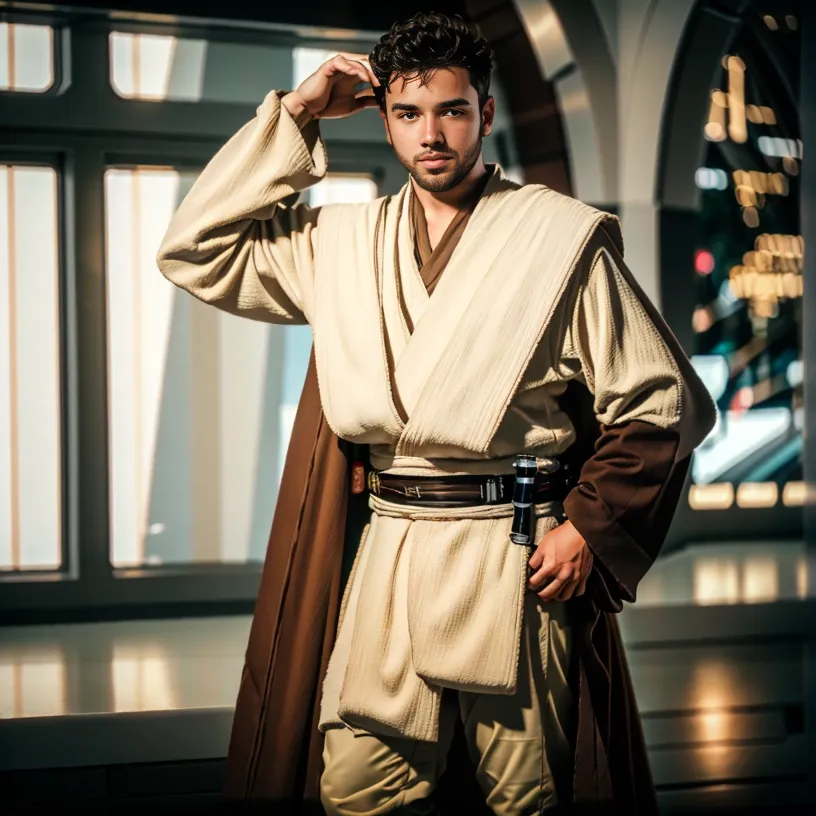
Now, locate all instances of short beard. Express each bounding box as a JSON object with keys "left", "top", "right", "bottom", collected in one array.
[{"left": 394, "top": 134, "right": 483, "bottom": 193}]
